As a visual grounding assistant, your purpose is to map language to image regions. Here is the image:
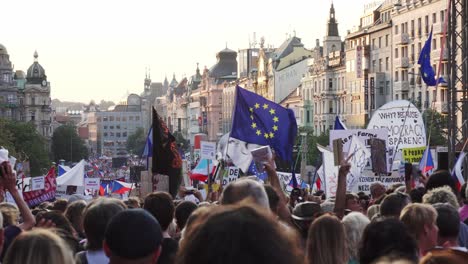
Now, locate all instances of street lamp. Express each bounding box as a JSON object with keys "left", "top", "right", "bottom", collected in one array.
[{"left": 300, "top": 132, "right": 308, "bottom": 182}]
